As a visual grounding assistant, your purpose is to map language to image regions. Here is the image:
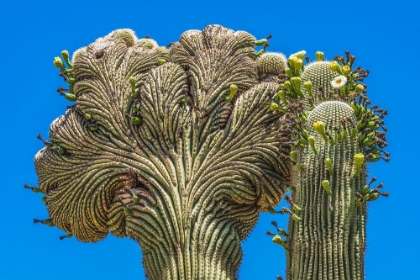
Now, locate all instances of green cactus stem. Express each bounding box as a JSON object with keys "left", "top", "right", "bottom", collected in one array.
[
  {"left": 32, "top": 25, "right": 292, "bottom": 280},
  {"left": 287, "top": 101, "right": 367, "bottom": 280}
]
